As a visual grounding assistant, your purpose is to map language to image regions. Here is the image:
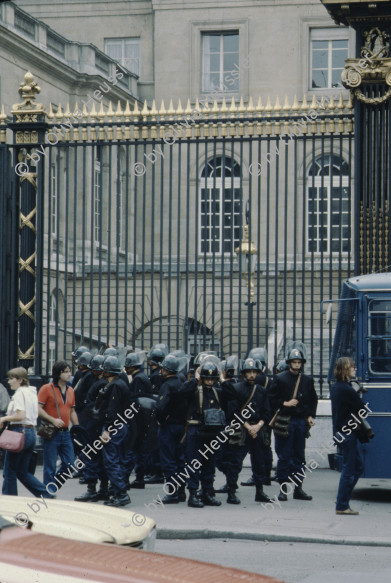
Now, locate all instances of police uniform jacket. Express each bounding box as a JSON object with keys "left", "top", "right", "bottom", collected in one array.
[
  {"left": 149, "top": 368, "right": 164, "bottom": 395},
  {"left": 156, "top": 375, "right": 187, "bottom": 425},
  {"left": 268, "top": 371, "right": 318, "bottom": 419},
  {"left": 255, "top": 371, "right": 270, "bottom": 389},
  {"left": 74, "top": 370, "right": 96, "bottom": 414},
  {"left": 100, "top": 376, "right": 132, "bottom": 427},
  {"left": 223, "top": 380, "right": 272, "bottom": 425},
  {"left": 180, "top": 378, "right": 228, "bottom": 423},
  {"left": 129, "top": 370, "right": 153, "bottom": 396}
]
